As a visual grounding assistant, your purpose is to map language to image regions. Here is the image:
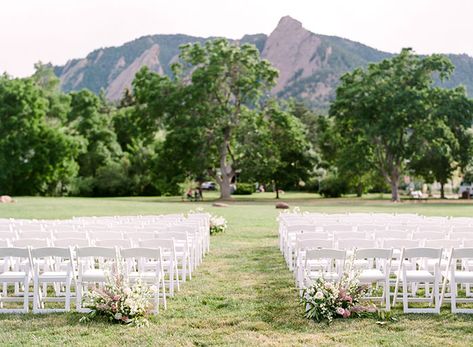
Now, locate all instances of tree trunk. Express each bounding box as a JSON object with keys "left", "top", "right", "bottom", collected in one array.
[
  {"left": 390, "top": 180, "right": 400, "bottom": 202},
  {"left": 356, "top": 182, "right": 363, "bottom": 197},
  {"left": 275, "top": 182, "right": 279, "bottom": 199},
  {"left": 440, "top": 182, "right": 445, "bottom": 199},
  {"left": 216, "top": 127, "right": 235, "bottom": 200}
]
